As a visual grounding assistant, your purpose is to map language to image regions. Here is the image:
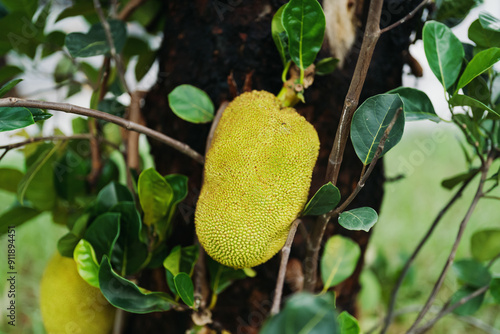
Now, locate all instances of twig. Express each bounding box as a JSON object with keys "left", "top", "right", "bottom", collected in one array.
[
  {"left": 0, "top": 134, "right": 92, "bottom": 150},
  {"left": 117, "top": 0, "right": 149, "bottom": 21},
  {"left": 413, "top": 285, "right": 490, "bottom": 334},
  {"left": 303, "top": 0, "right": 385, "bottom": 292},
  {"left": 0, "top": 98, "right": 205, "bottom": 164},
  {"left": 380, "top": 174, "right": 476, "bottom": 334},
  {"left": 206, "top": 102, "right": 228, "bottom": 152},
  {"left": 126, "top": 91, "right": 146, "bottom": 172},
  {"left": 93, "top": 0, "right": 131, "bottom": 95},
  {"left": 271, "top": 219, "right": 301, "bottom": 315},
  {"left": 406, "top": 154, "right": 494, "bottom": 334},
  {"left": 379, "top": 0, "right": 430, "bottom": 34}
]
